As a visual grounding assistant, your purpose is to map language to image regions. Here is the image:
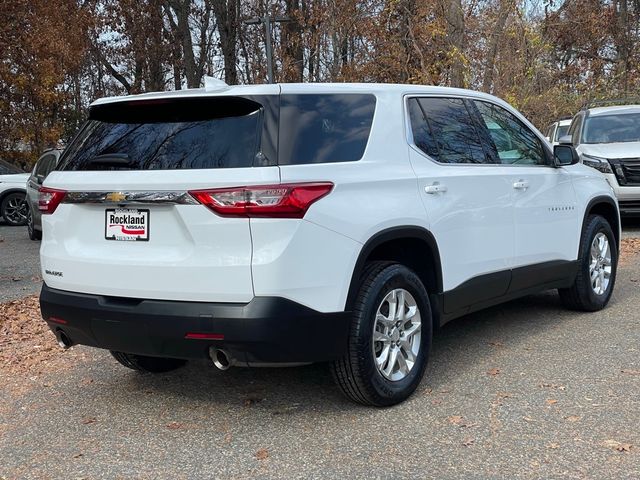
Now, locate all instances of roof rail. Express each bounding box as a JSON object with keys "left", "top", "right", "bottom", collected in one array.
[{"left": 581, "top": 97, "right": 640, "bottom": 110}]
